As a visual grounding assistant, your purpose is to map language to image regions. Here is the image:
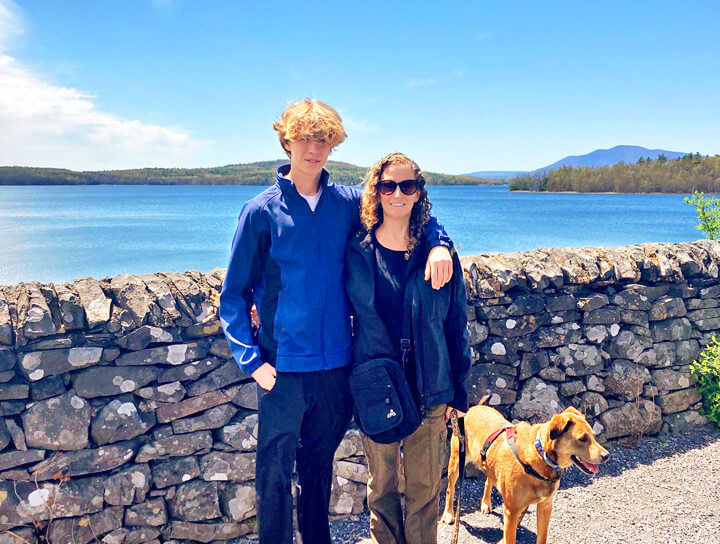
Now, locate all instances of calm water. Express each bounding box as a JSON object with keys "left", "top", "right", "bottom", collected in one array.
[{"left": 0, "top": 184, "right": 699, "bottom": 285}]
